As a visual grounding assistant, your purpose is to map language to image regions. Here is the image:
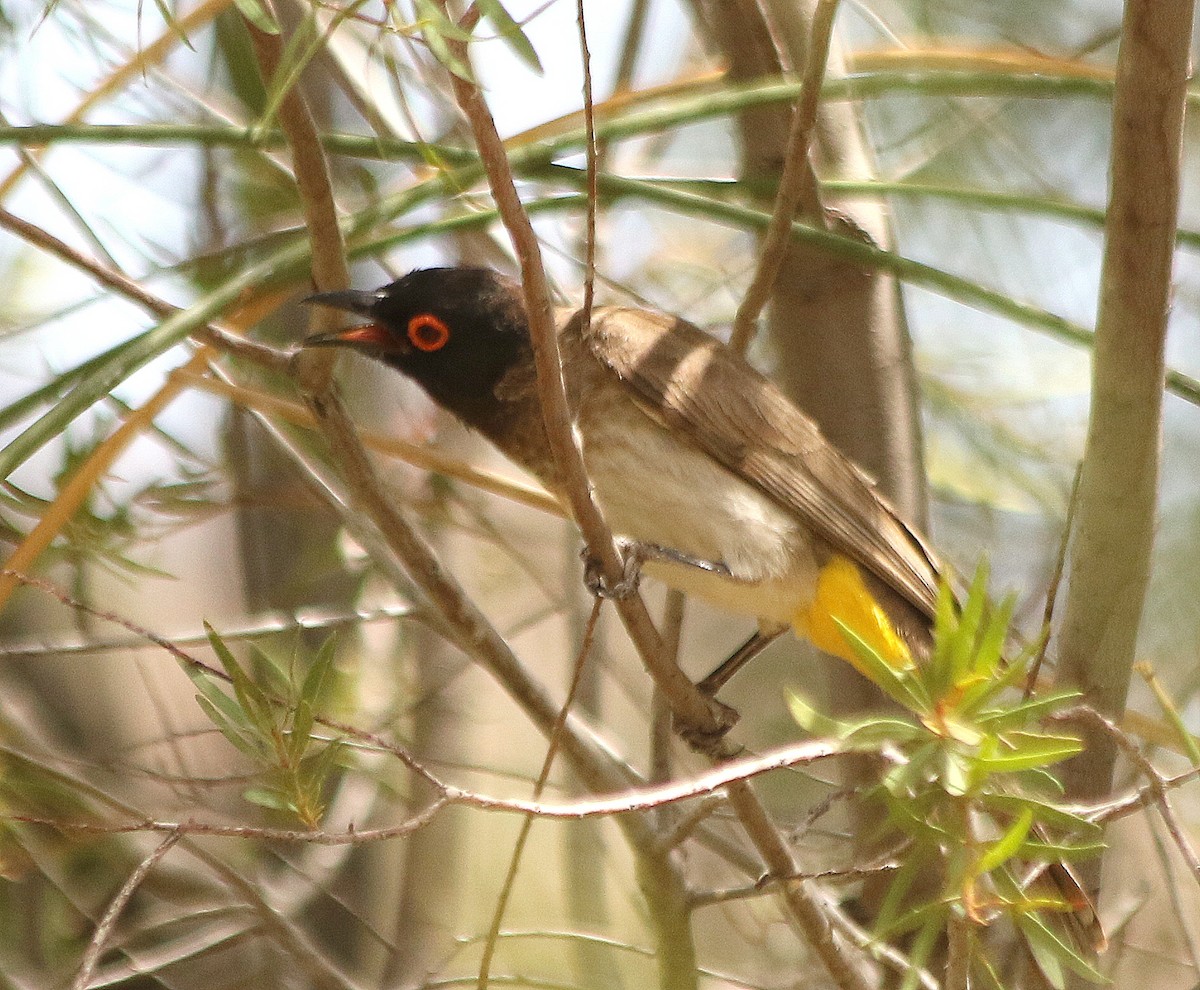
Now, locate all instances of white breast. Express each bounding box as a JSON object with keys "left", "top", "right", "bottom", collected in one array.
[{"left": 579, "top": 407, "right": 819, "bottom": 626}]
